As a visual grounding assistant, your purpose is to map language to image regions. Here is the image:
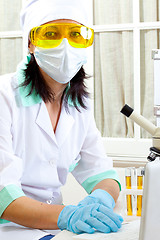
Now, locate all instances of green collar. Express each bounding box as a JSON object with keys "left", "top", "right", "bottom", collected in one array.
[
  {"left": 17, "top": 55, "right": 75, "bottom": 107},
  {"left": 17, "top": 55, "right": 42, "bottom": 107}
]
